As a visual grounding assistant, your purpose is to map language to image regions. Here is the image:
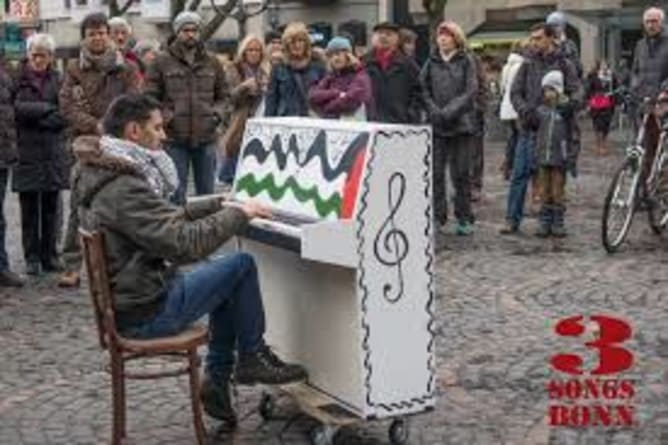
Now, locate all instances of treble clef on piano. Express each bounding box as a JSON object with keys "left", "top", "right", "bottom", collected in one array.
[{"left": 373, "top": 172, "right": 409, "bottom": 304}]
